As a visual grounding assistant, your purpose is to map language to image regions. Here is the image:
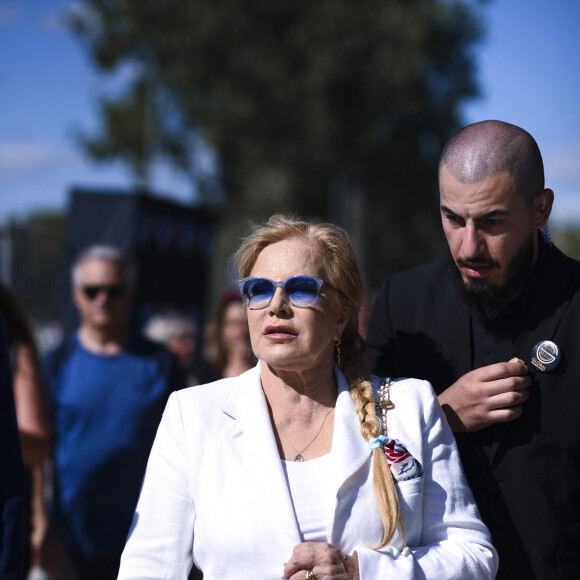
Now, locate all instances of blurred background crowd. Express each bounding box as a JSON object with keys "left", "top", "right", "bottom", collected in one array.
[{"left": 1, "top": 245, "right": 254, "bottom": 579}]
